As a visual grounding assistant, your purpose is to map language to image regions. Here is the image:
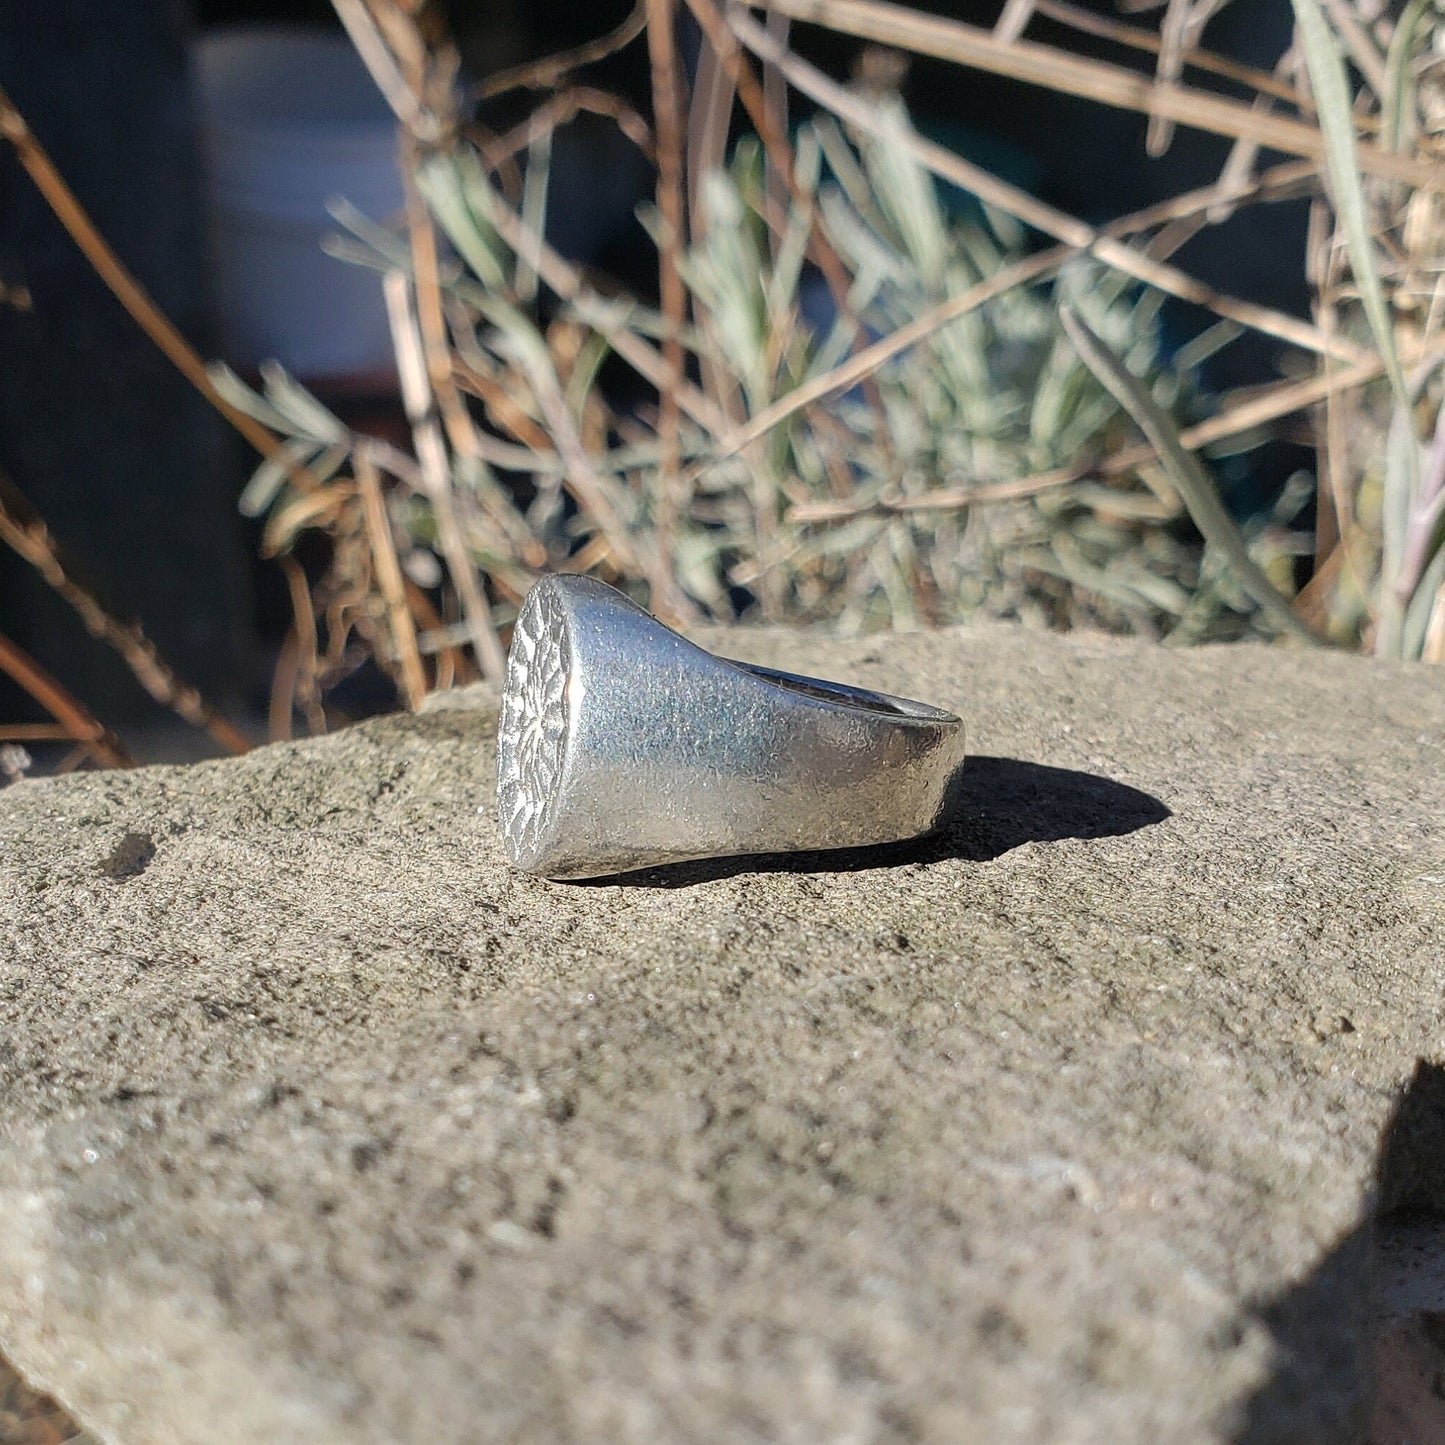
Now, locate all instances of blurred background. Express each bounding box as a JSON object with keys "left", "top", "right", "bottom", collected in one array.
[{"left": 0, "top": 0, "right": 1437, "bottom": 772}]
